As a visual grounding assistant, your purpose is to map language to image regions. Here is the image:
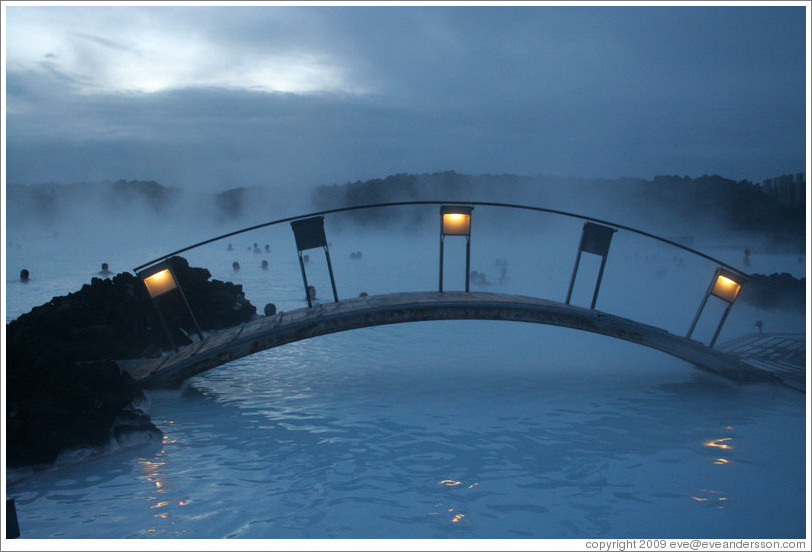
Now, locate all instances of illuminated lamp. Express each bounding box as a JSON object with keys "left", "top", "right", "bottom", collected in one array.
[
  {"left": 439, "top": 205, "right": 473, "bottom": 292},
  {"left": 142, "top": 268, "right": 177, "bottom": 298},
  {"left": 686, "top": 267, "right": 746, "bottom": 348},
  {"left": 711, "top": 272, "right": 742, "bottom": 304},
  {"left": 441, "top": 208, "right": 472, "bottom": 236},
  {"left": 138, "top": 259, "right": 204, "bottom": 351}
]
